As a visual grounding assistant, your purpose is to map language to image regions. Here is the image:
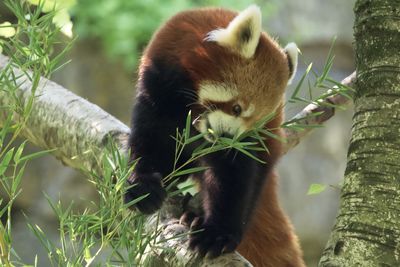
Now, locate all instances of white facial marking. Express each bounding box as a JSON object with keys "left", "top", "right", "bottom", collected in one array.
[
  {"left": 242, "top": 104, "right": 255, "bottom": 118},
  {"left": 198, "top": 82, "right": 238, "bottom": 103},
  {"left": 284, "top": 42, "right": 299, "bottom": 85},
  {"left": 207, "top": 111, "right": 245, "bottom": 136},
  {"left": 204, "top": 5, "right": 262, "bottom": 58}
]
